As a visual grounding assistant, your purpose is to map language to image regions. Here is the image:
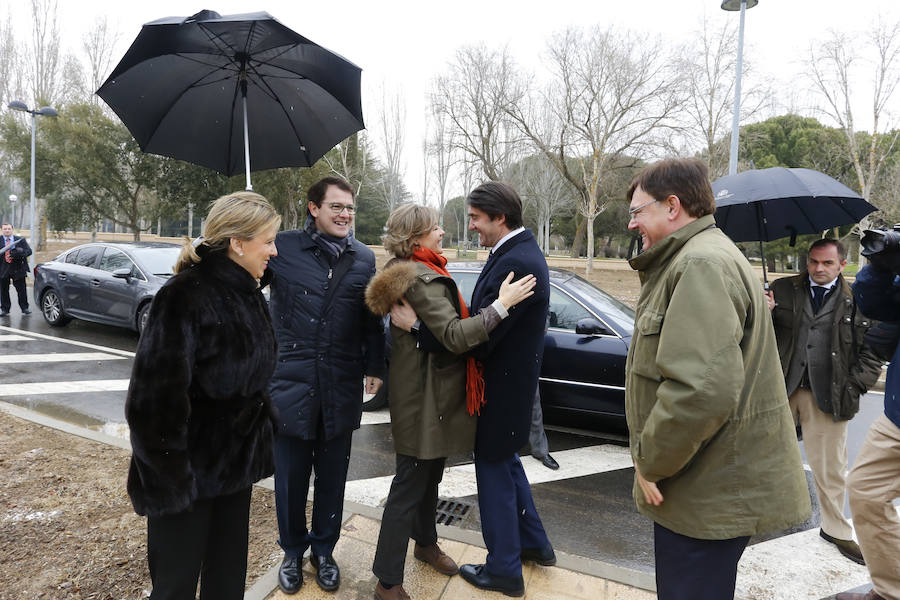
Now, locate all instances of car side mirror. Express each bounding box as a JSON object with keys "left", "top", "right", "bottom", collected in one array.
[
  {"left": 575, "top": 317, "right": 612, "bottom": 336},
  {"left": 112, "top": 267, "right": 132, "bottom": 281}
]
